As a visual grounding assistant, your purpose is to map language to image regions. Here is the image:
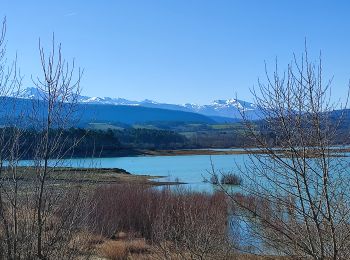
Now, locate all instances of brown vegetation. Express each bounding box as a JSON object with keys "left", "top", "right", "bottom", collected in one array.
[
  {"left": 5, "top": 166, "right": 170, "bottom": 187},
  {"left": 54, "top": 184, "right": 249, "bottom": 259},
  {"left": 80, "top": 185, "right": 291, "bottom": 259}
]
